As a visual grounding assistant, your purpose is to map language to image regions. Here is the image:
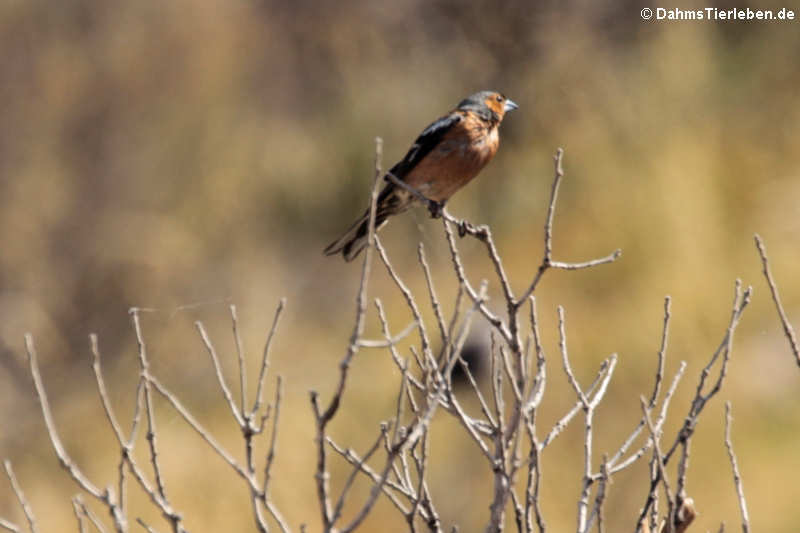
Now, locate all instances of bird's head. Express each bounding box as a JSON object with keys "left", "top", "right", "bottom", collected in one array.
[{"left": 457, "top": 91, "right": 518, "bottom": 123}]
